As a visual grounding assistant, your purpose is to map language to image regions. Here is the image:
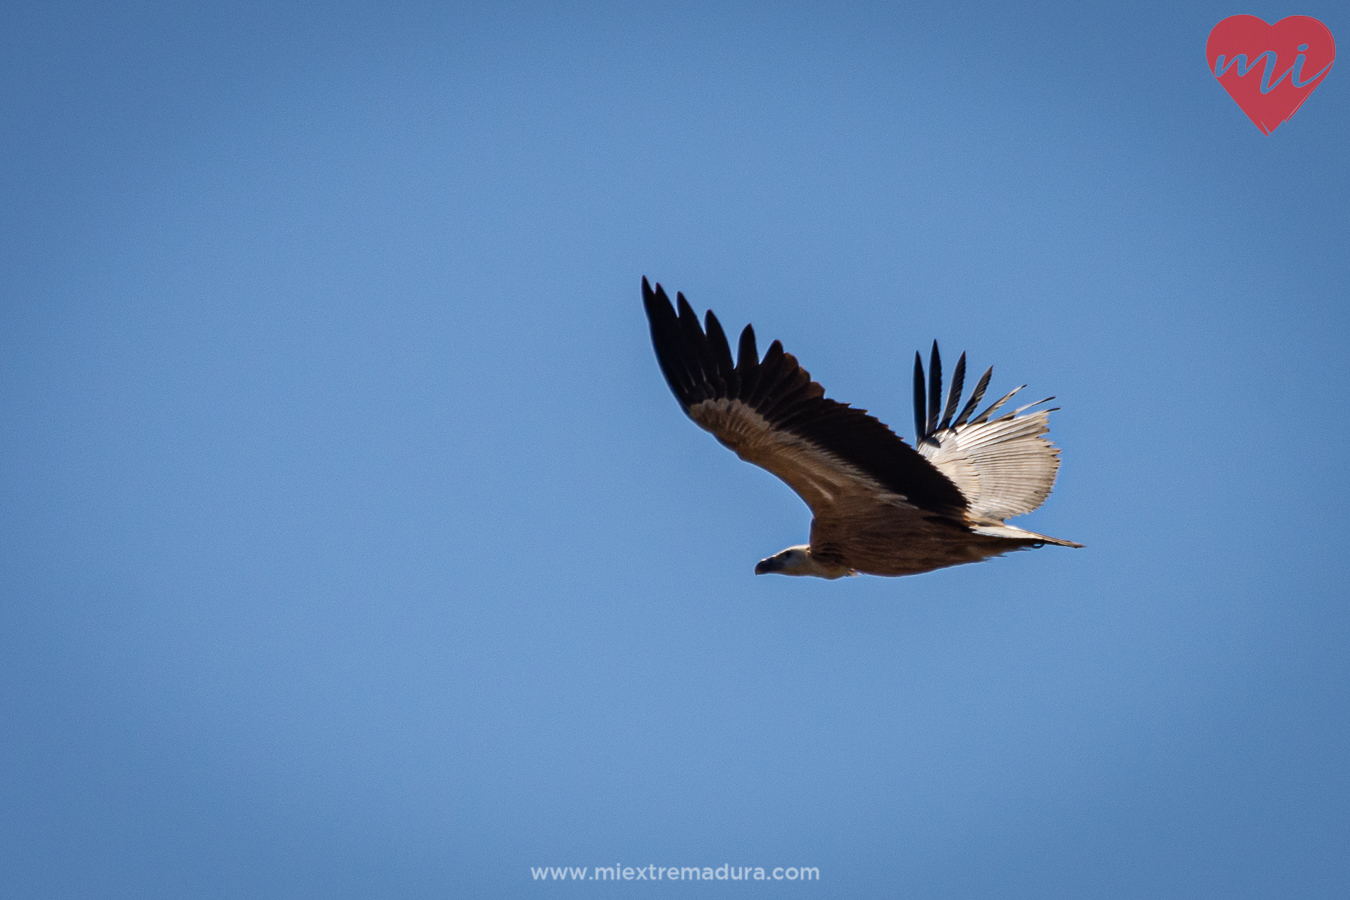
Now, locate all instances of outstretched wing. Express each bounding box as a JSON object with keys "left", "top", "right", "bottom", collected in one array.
[
  {"left": 912, "top": 341, "right": 1062, "bottom": 522},
  {"left": 643, "top": 279, "right": 966, "bottom": 517}
]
